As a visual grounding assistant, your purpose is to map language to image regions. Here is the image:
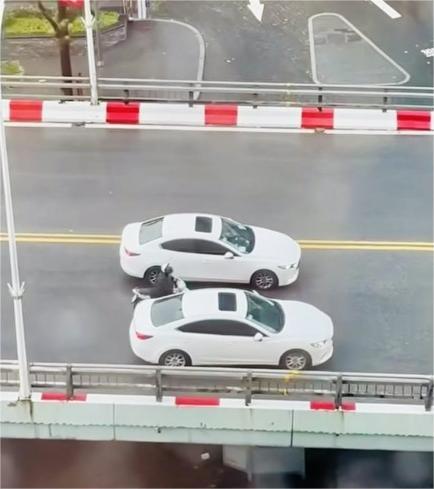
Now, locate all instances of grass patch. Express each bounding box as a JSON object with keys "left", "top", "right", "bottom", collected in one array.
[
  {"left": 0, "top": 60, "right": 24, "bottom": 75},
  {"left": 4, "top": 7, "right": 120, "bottom": 37}
]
